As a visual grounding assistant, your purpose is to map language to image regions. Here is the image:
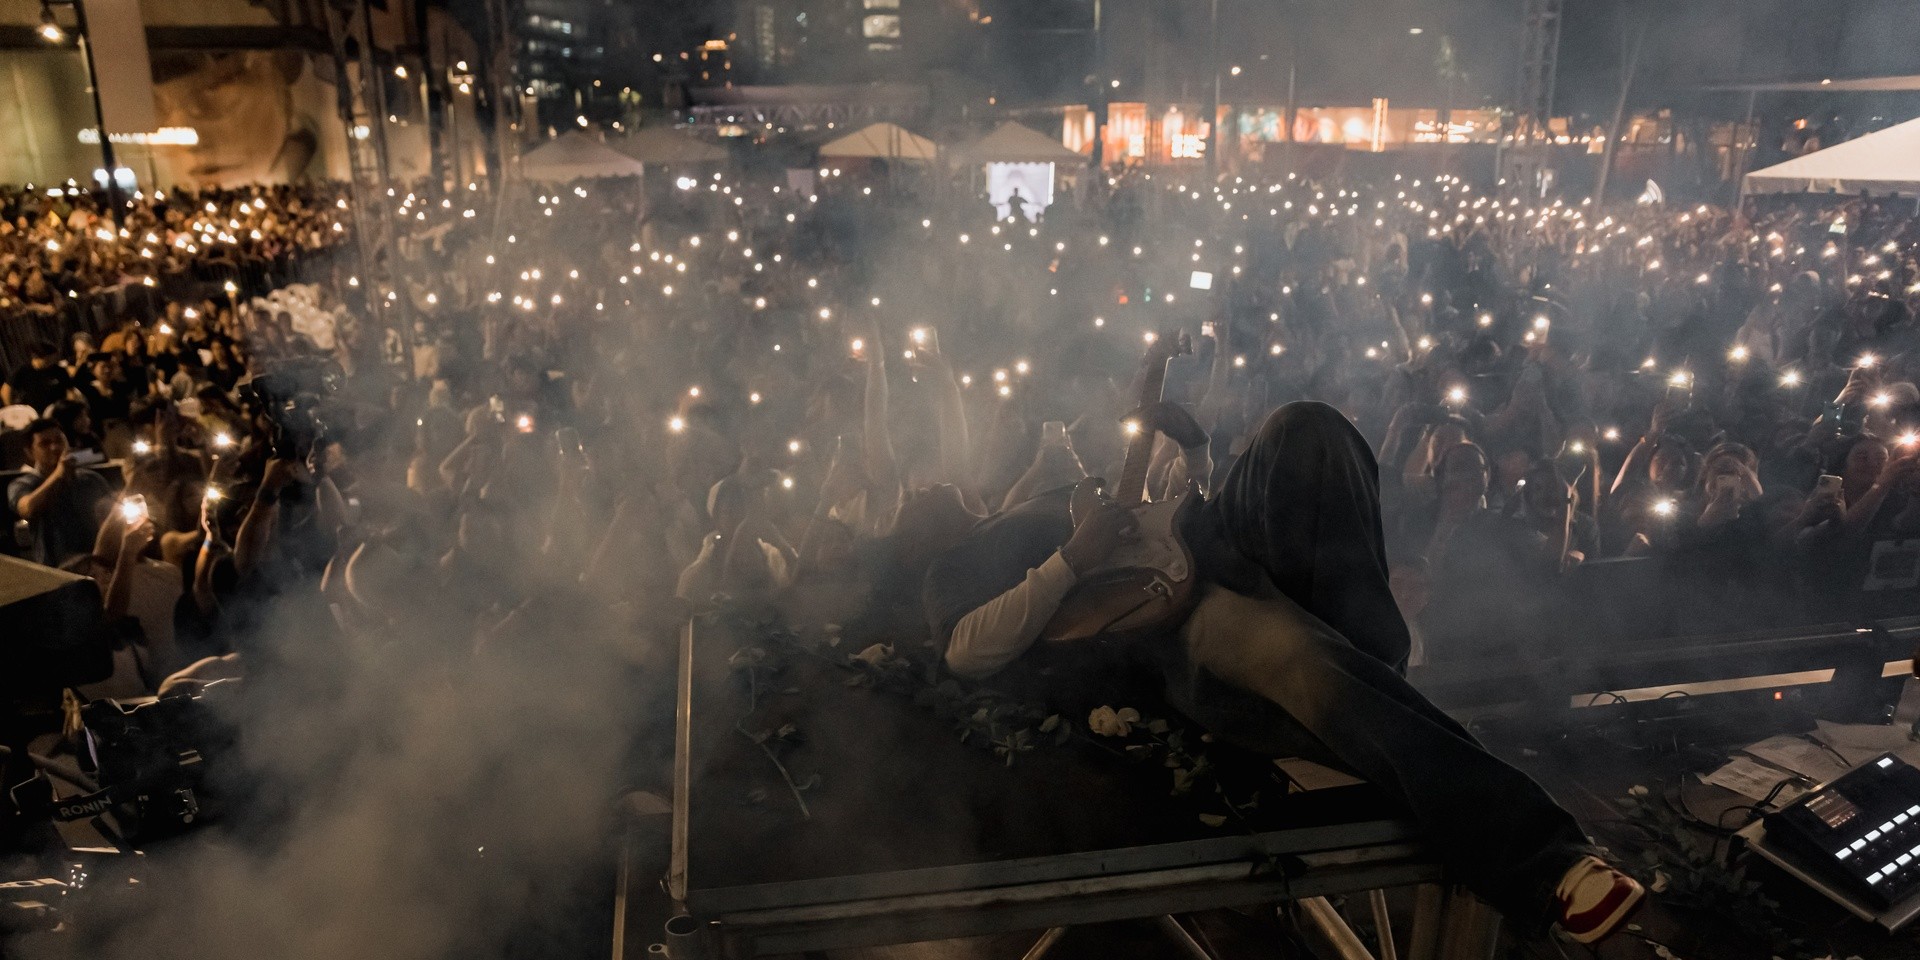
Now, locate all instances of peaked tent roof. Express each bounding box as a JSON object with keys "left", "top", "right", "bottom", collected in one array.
[
  {"left": 519, "top": 131, "right": 648, "bottom": 181},
  {"left": 616, "top": 125, "right": 729, "bottom": 165},
  {"left": 817, "top": 122, "right": 940, "bottom": 161},
  {"left": 1745, "top": 117, "right": 1920, "bottom": 197},
  {"left": 961, "top": 121, "right": 1084, "bottom": 164}
]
